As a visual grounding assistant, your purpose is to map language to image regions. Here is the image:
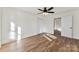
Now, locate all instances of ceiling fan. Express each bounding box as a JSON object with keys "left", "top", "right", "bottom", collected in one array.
[{"left": 38, "top": 7, "right": 55, "bottom": 15}]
